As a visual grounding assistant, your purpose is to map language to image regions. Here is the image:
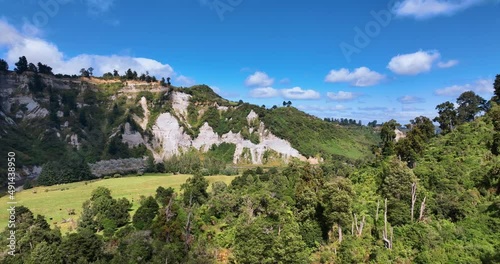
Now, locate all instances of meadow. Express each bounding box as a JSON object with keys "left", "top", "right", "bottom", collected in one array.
[{"left": 0, "top": 174, "right": 236, "bottom": 233}]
